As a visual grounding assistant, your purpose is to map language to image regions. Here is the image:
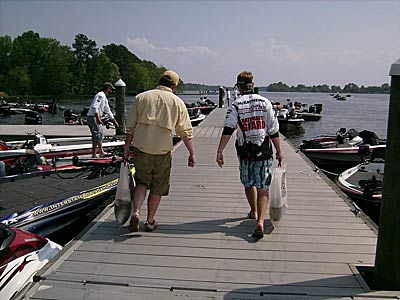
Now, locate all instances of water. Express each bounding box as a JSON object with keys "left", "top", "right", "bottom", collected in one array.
[
  {"left": 259, "top": 92, "right": 389, "bottom": 147},
  {"left": 1, "top": 92, "right": 389, "bottom": 242},
  {"left": 1, "top": 92, "right": 389, "bottom": 147}
]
